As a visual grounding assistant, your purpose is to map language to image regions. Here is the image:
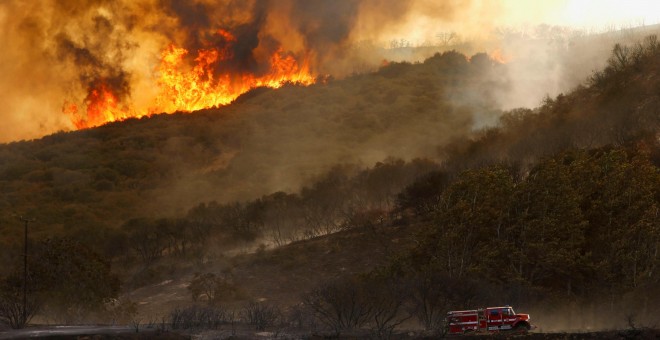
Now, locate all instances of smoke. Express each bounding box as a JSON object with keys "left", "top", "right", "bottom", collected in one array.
[
  {"left": 1, "top": 0, "right": 659, "bottom": 142},
  {"left": 0, "top": 0, "right": 150, "bottom": 140},
  {"left": 0, "top": 0, "right": 386, "bottom": 140},
  {"left": 526, "top": 295, "right": 660, "bottom": 333}
]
